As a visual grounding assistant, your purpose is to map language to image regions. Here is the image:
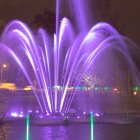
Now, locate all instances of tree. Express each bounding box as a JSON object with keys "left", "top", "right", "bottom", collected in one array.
[
  {"left": 32, "top": 0, "right": 124, "bottom": 34},
  {"left": 90, "top": 0, "right": 124, "bottom": 33},
  {"left": 33, "top": 10, "right": 55, "bottom": 34}
]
